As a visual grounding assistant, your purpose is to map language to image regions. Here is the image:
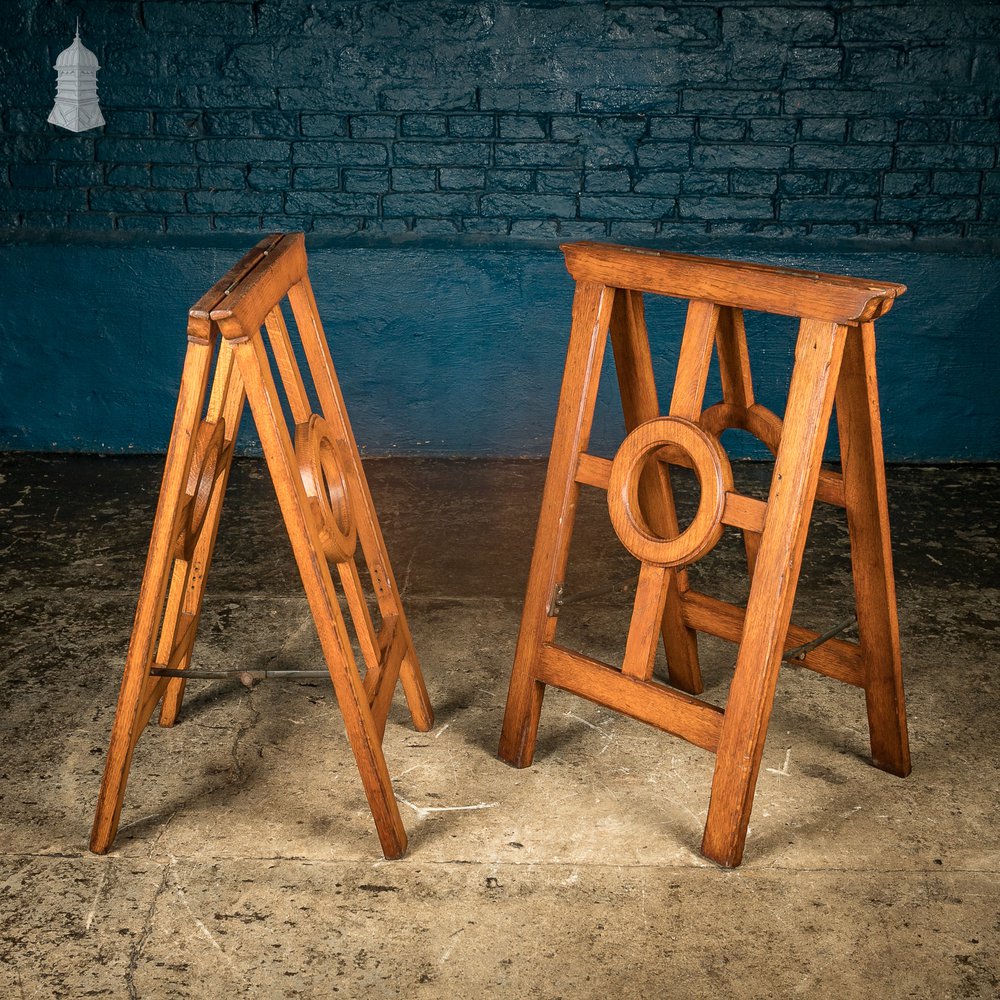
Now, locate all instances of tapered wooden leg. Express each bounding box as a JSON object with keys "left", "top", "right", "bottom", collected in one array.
[
  {"left": 91, "top": 342, "right": 213, "bottom": 854},
  {"left": 499, "top": 281, "right": 616, "bottom": 767},
  {"left": 609, "top": 289, "right": 703, "bottom": 694},
  {"left": 701, "top": 319, "right": 848, "bottom": 867},
  {"left": 836, "top": 323, "right": 911, "bottom": 777},
  {"left": 233, "top": 330, "right": 408, "bottom": 859}
]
